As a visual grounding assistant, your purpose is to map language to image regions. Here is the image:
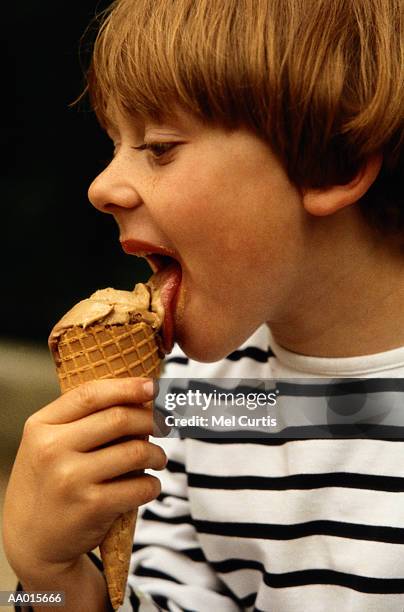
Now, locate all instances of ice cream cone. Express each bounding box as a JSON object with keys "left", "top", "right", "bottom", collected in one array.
[
  {"left": 55, "top": 322, "right": 161, "bottom": 393},
  {"left": 99, "top": 508, "right": 138, "bottom": 611},
  {"left": 48, "top": 279, "right": 177, "bottom": 608},
  {"left": 50, "top": 314, "right": 162, "bottom": 610}
]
